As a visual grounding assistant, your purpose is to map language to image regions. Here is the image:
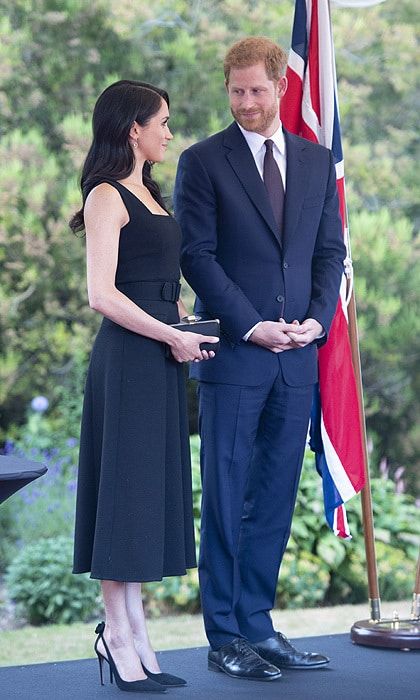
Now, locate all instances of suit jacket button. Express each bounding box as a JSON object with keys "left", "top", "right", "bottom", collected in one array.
[
  {"left": 283, "top": 262, "right": 289, "bottom": 268},
  {"left": 276, "top": 295, "right": 284, "bottom": 303}
]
